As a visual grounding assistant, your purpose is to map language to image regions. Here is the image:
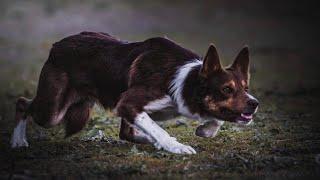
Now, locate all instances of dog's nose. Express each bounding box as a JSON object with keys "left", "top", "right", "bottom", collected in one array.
[{"left": 247, "top": 99, "right": 259, "bottom": 109}]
